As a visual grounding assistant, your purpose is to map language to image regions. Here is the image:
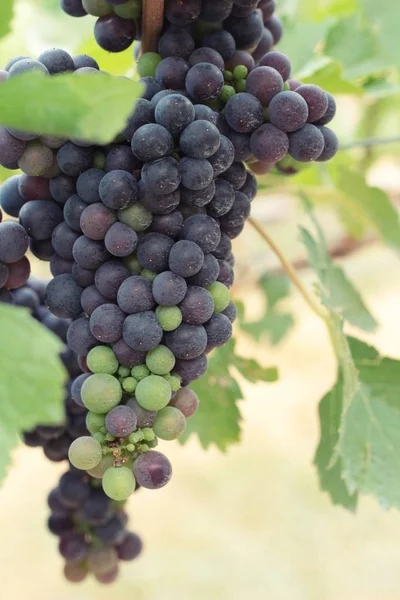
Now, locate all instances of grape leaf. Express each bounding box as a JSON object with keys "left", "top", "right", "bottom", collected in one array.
[
  {"left": 330, "top": 166, "right": 400, "bottom": 250},
  {"left": 0, "top": 72, "right": 143, "bottom": 144},
  {"left": 0, "top": 304, "right": 67, "bottom": 483},
  {"left": 362, "top": 0, "right": 400, "bottom": 68},
  {"left": 278, "top": 20, "right": 330, "bottom": 77},
  {"left": 179, "top": 338, "right": 278, "bottom": 451},
  {"left": 299, "top": 0, "right": 358, "bottom": 22},
  {"left": 314, "top": 376, "right": 359, "bottom": 511},
  {"left": 0, "top": 0, "right": 13, "bottom": 41},
  {"left": 301, "top": 61, "right": 362, "bottom": 94},
  {"left": 239, "top": 273, "right": 295, "bottom": 344}
]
